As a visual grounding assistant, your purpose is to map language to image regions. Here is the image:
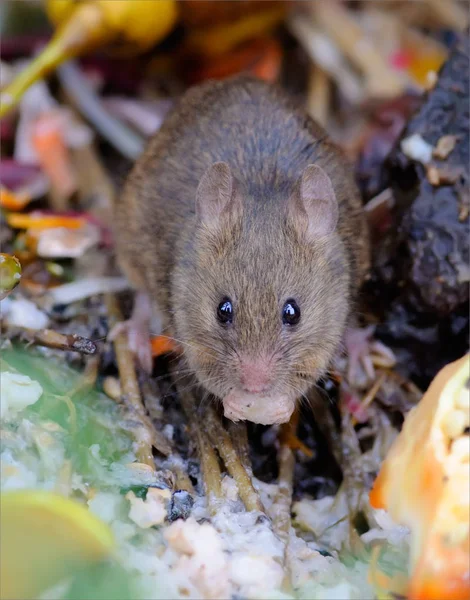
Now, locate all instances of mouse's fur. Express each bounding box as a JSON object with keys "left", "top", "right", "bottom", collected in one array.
[{"left": 115, "top": 75, "right": 370, "bottom": 411}]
